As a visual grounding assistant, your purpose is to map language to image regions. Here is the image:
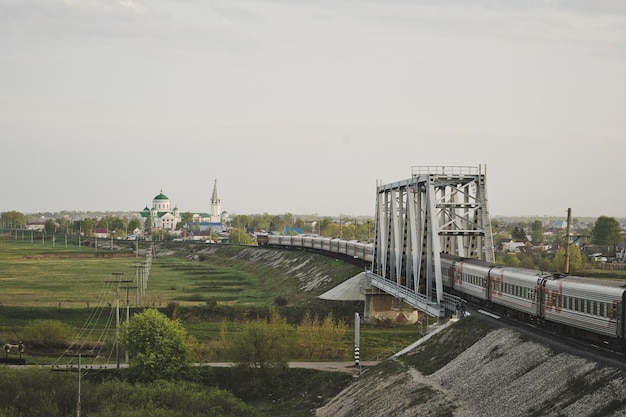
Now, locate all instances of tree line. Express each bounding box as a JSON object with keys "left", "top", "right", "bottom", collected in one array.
[
  {"left": 1, "top": 210, "right": 376, "bottom": 241},
  {"left": 494, "top": 215, "right": 625, "bottom": 273}
]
